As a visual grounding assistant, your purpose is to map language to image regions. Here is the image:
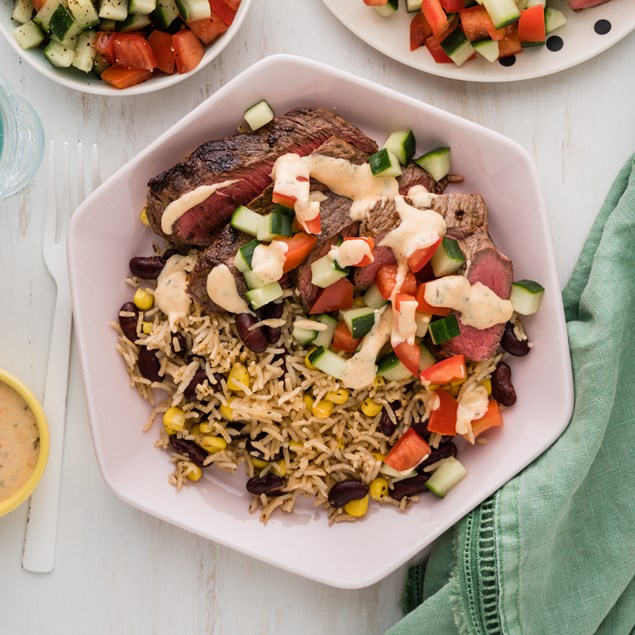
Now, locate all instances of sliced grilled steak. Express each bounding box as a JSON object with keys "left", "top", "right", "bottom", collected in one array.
[
  {"left": 397, "top": 163, "right": 447, "bottom": 196},
  {"left": 147, "top": 107, "right": 377, "bottom": 247}
]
